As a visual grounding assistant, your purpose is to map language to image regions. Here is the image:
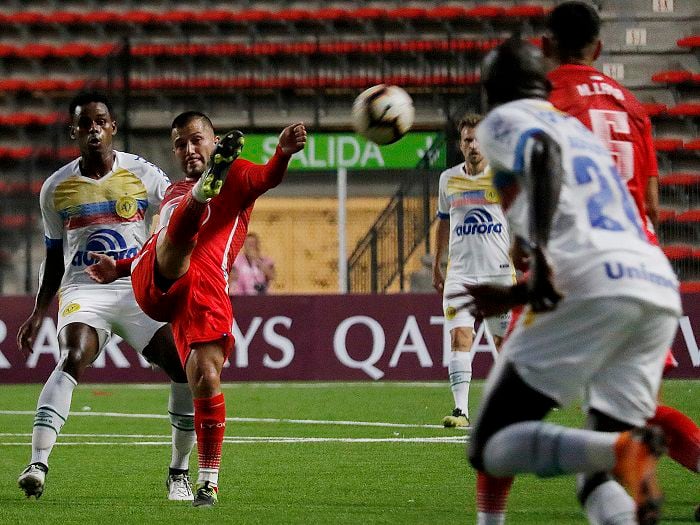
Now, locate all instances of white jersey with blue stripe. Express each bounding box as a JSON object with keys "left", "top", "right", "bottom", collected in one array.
[
  {"left": 437, "top": 163, "right": 513, "bottom": 277},
  {"left": 477, "top": 99, "right": 680, "bottom": 314},
  {"left": 40, "top": 151, "right": 170, "bottom": 292}
]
